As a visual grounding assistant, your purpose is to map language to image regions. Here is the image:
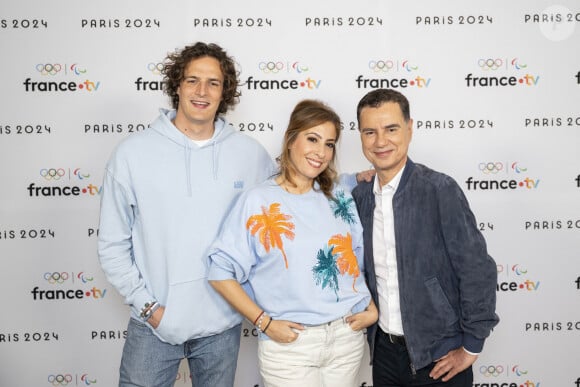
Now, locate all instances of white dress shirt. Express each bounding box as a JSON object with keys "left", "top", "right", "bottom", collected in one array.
[{"left": 373, "top": 167, "right": 405, "bottom": 336}]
